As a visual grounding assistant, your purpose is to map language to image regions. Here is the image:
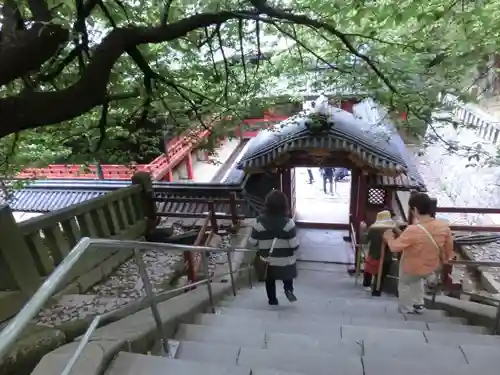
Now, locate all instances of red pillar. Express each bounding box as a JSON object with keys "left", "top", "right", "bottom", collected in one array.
[
  {"left": 186, "top": 152, "right": 194, "bottom": 180},
  {"left": 356, "top": 173, "right": 368, "bottom": 240},
  {"left": 165, "top": 169, "right": 173, "bottom": 181},
  {"left": 348, "top": 169, "right": 360, "bottom": 238}
]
